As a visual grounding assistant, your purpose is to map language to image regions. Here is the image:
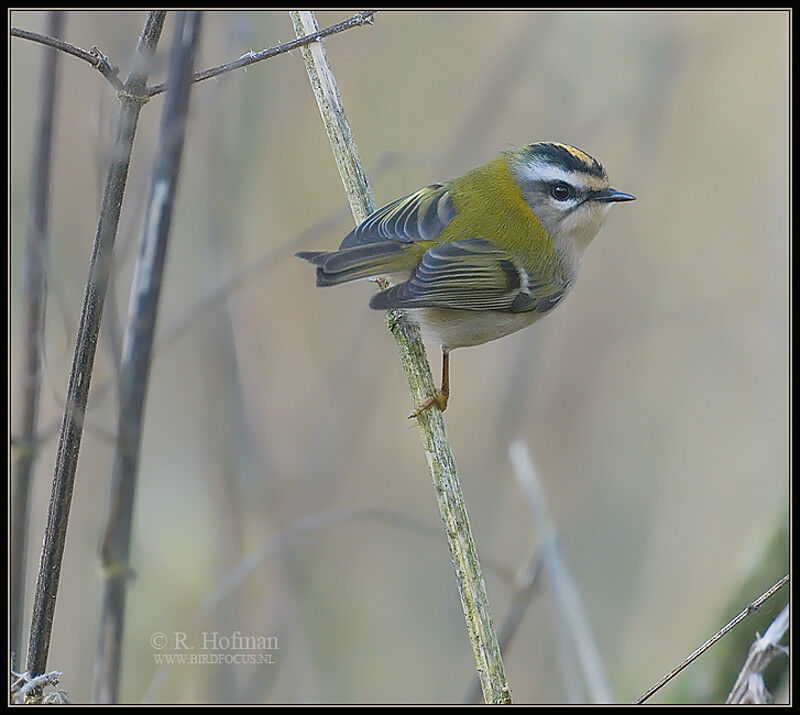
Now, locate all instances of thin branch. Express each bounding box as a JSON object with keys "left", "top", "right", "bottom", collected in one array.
[
  {"left": 509, "top": 440, "right": 613, "bottom": 704},
  {"left": 10, "top": 25, "right": 123, "bottom": 91},
  {"left": 634, "top": 573, "right": 790, "bottom": 704},
  {"left": 92, "top": 12, "right": 202, "bottom": 704},
  {"left": 697, "top": 514, "right": 789, "bottom": 702},
  {"left": 10, "top": 10, "right": 64, "bottom": 671},
  {"left": 12, "top": 12, "right": 375, "bottom": 100},
  {"left": 146, "top": 10, "right": 376, "bottom": 97},
  {"left": 289, "top": 10, "right": 511, "bottom": 704},
  {"left": 24, "top": 10, "right": 167, "bottom": 680},
  {"left": 726, "top": 603, "right": 789, "bottom": 704}
]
